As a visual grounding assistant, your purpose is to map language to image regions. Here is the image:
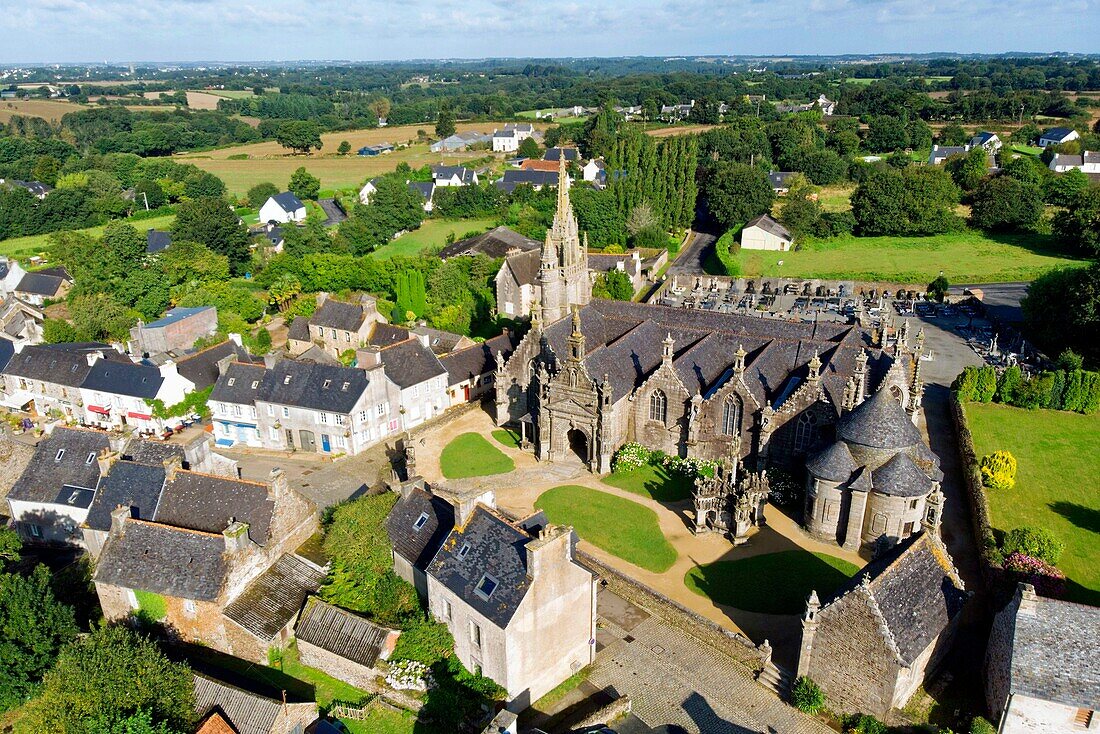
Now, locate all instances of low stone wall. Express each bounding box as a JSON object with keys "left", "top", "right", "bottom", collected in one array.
[
  {"left": 949, "top": 393, "right": 1002, "bottom": 592},
  {"left": 408, "top": 400, "right": 483, "bottom": 440},
  {"left": 576, "top": 550, "right": 763, "bottom": 672},
  {"left": 572, "top": 695, "right": 633, "bottom": 730}
]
